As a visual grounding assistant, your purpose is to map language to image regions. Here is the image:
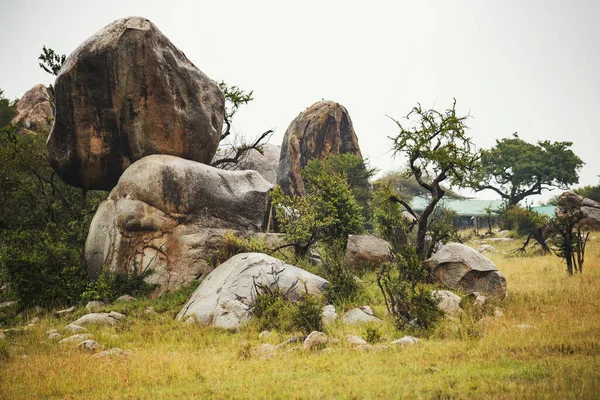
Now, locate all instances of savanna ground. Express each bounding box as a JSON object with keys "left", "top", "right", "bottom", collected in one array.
[{"left": 1, "top": 235, "right": 599, "bottom": 399}]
